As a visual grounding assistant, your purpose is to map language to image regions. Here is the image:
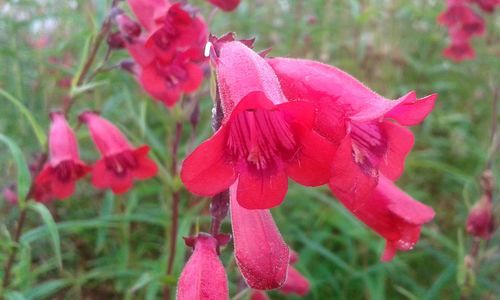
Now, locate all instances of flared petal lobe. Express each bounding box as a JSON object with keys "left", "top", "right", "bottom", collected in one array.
[
  {"left": 331, "top": 176, "right": 435, "bottom": 261},
  {"left": 176, "top": 233, "right": 228, "bottom": 300},
  {"left": 230, "top": 183, "right": 289, "bottom": 289},
  {"left": 206, "top": 0, "right": 240, "bottom": 11}
]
